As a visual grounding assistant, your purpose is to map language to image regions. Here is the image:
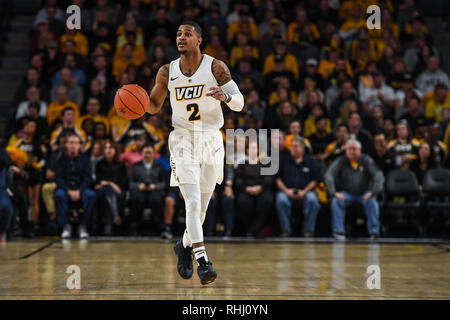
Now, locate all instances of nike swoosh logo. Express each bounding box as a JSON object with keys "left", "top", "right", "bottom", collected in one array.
[
  {"left": 170, "top": 77, "right": 178, "bottom": 81},
  {"left": 215, "top": 147, "right": 221, "bottom": 153}
]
